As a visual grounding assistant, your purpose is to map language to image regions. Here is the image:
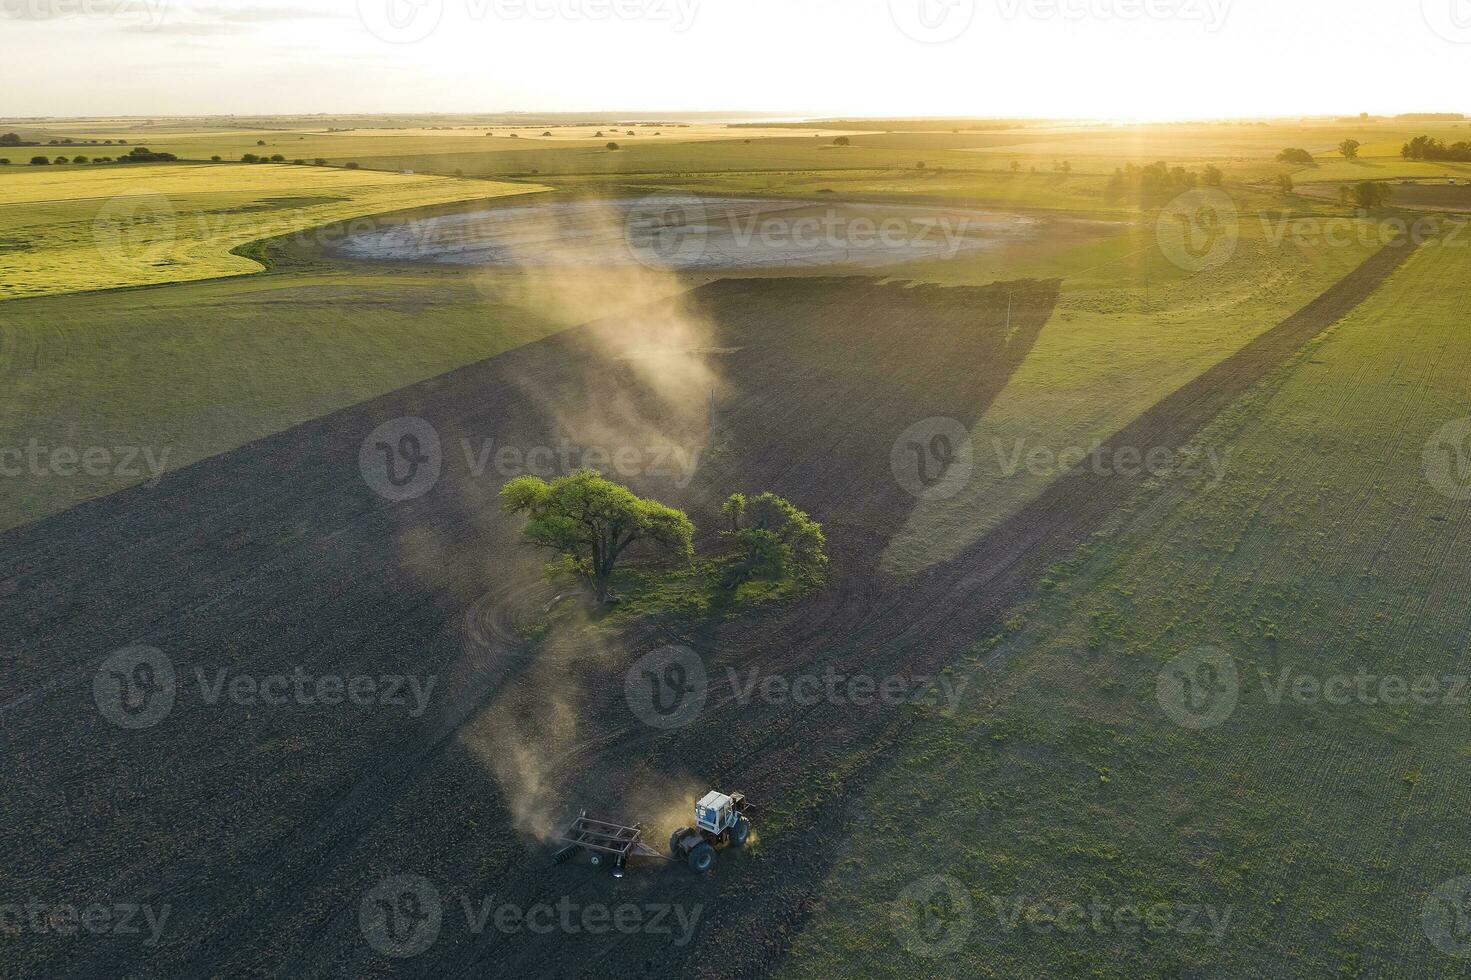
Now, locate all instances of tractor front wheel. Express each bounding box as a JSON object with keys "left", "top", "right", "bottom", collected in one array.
[
  {"left": 730, "top": 816, "right": 751, "bottom": 848},
  {"left": 688, "top": 842, "right": 715, "bottom": 873}
]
